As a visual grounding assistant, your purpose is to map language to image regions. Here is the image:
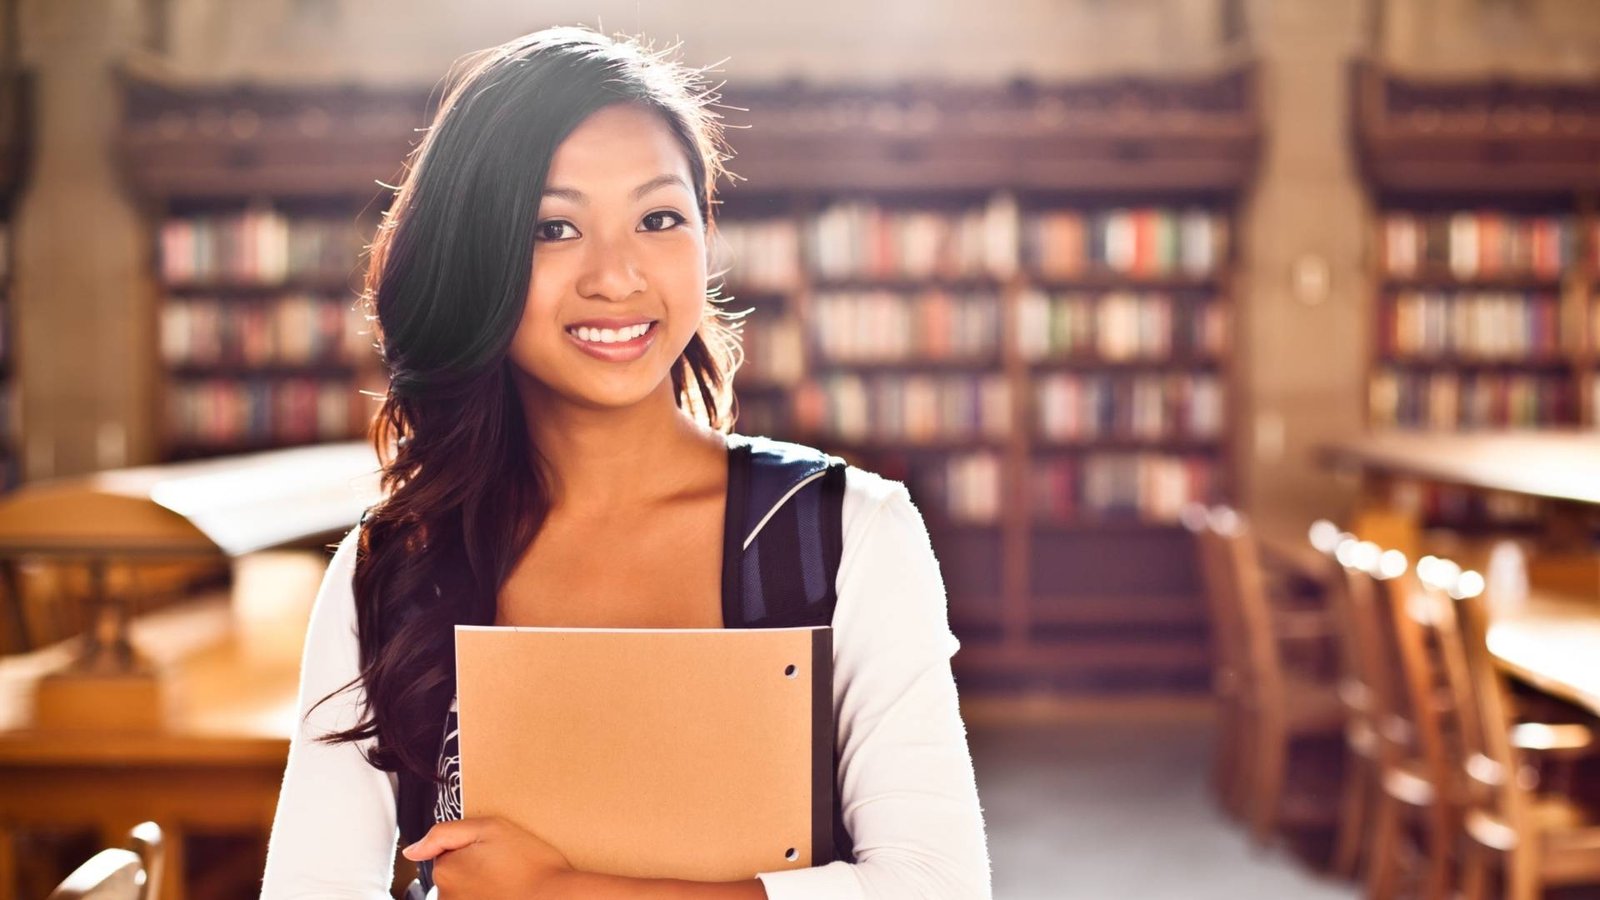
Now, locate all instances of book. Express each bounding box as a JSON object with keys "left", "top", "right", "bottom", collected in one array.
[{"left": 454, "top": 624, "right": 836, "bottom": 882}]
